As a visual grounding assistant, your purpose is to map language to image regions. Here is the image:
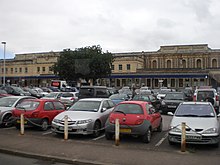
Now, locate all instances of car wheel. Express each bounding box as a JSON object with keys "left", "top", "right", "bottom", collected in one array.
[
  {"left": 105, "top": 132, "right": 113, "bottom": 140},
  {"left": 1, "top": 114, "right": 13, "bottom": 127},
  {"left": 157, "top": 120, "right": 163, "bottom": 132},
  {"left": 168, "top": 139, "right": 175, "bottom": 145},
  {"left": 41, "top": 119, "right": 49, "bottom": 131},
  {"left": 142, "top": 128, "right": 151, "bottom": 143},
  {"left": 92, "top": 121, "right": 101, "bottom": 138}
]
